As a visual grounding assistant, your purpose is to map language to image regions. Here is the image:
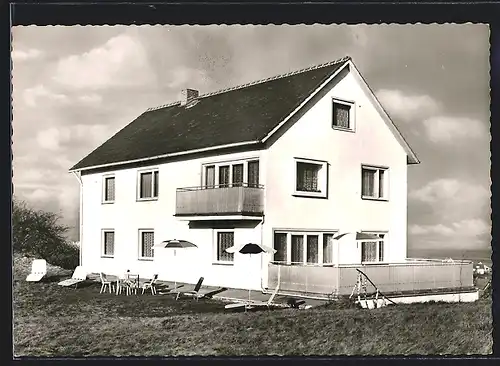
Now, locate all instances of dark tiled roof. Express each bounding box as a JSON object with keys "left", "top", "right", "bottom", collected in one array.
[{"left": 70, "top": 57, "right": 350, "bottom": 171}]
